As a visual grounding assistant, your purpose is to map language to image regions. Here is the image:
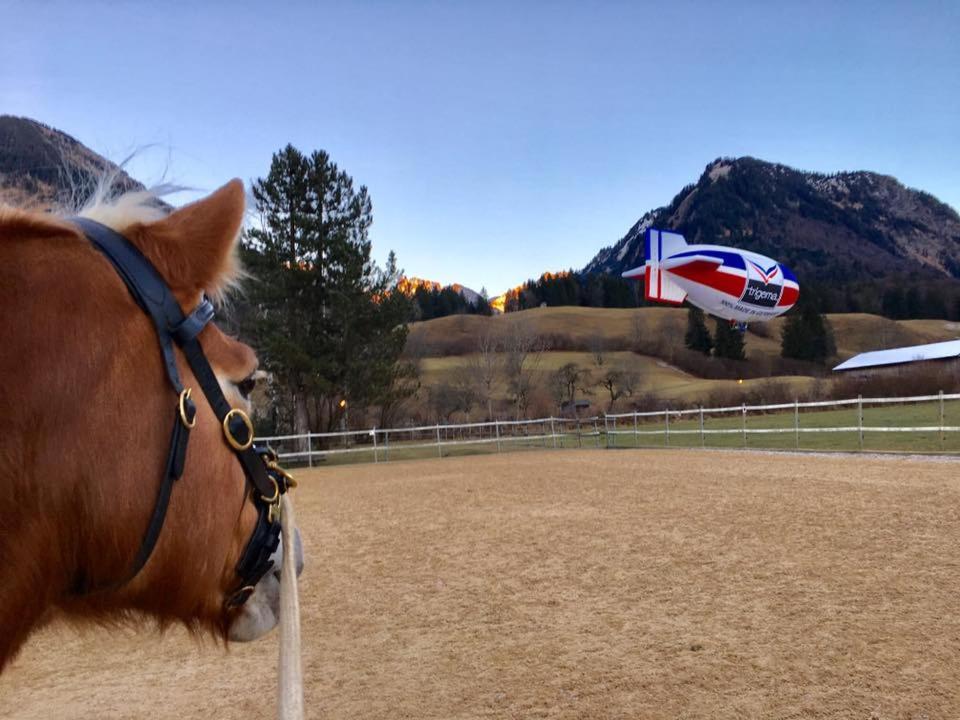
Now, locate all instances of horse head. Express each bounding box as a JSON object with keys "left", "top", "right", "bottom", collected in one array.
[{"left": 0, "top": 180, "right": 304, "bottom": 671}]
